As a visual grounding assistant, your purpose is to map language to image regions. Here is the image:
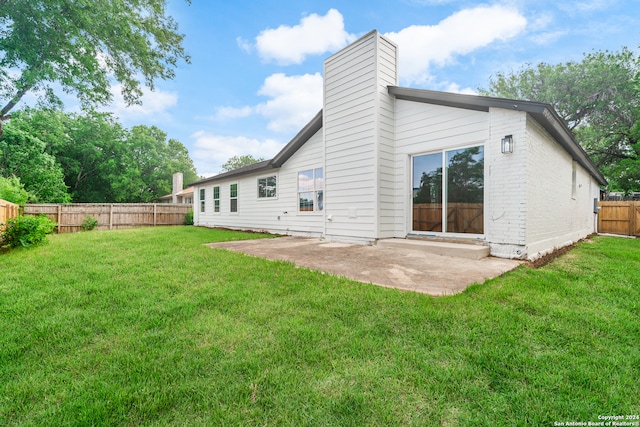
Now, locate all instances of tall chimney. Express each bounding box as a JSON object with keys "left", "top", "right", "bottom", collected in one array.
[{"left": 172, "top": 172, "right": 183, "bottom": 203}]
